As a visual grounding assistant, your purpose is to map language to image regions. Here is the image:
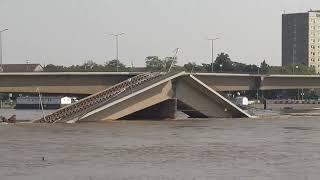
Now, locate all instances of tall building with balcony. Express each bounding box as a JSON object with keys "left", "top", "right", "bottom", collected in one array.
[{"left": 282, "top": 10, "right": 320, "bottom": 73}]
